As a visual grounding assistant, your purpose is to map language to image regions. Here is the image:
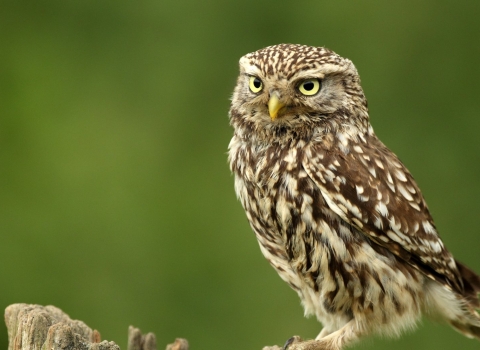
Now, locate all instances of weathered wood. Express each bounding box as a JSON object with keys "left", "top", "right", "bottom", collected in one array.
[
  {"left": 5, "top": 304, "right": 118, "bottom": 350},
  {"left": 4, "top": 304, "right": 189, "bottom": 350},
  {"left": 165, "top": 339, "right": 189, "bottom": 350},
  {"left": 128, "top": 326, "right": 158, "bottom": 350}
]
